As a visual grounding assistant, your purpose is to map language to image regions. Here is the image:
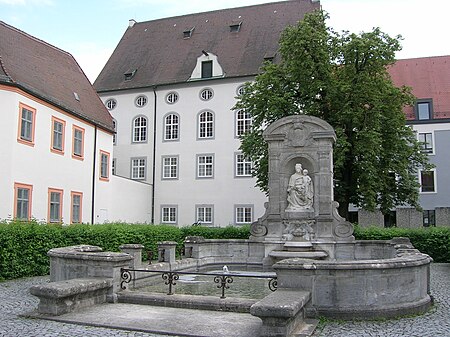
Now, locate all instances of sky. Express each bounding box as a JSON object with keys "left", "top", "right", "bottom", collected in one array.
[{"left": 1, "top": 0, "right": 448, "bottom": 83}]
